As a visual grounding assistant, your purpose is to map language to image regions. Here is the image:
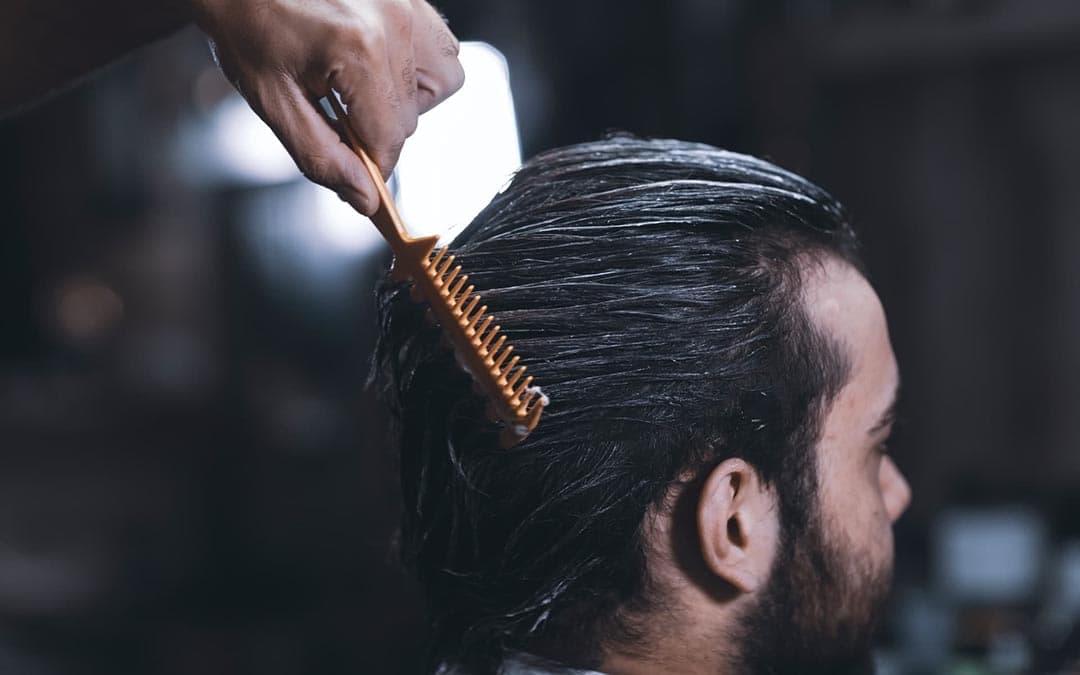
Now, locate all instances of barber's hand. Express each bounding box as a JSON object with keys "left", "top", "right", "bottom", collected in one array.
[{"left": 190, "top": 0, "right": 464, "bottom": 214}]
